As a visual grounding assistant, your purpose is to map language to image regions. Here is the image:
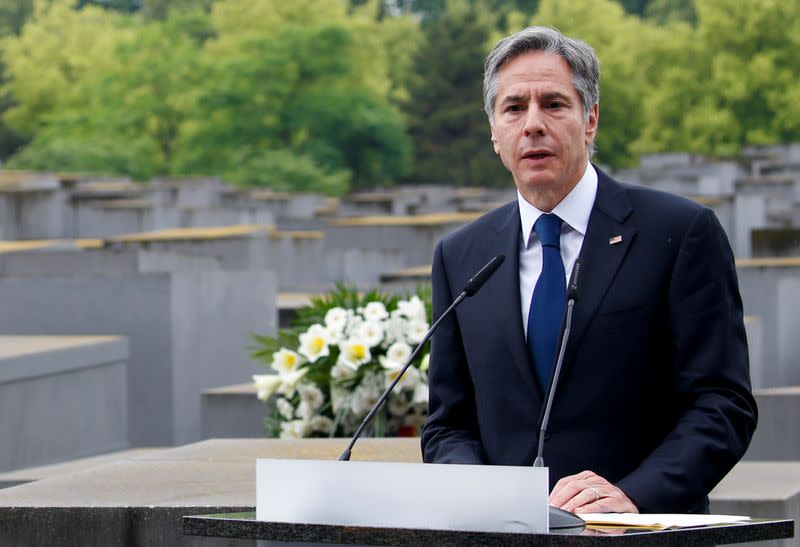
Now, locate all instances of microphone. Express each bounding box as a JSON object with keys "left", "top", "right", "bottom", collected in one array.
[
  {"left": 462, "top": 255, "right": 505, "bottom": 296},
  {"left": 338, "top": 255, "right": 505, "bottom": 461},
  {"left": 533, "top": 258, "right": 586, "bottom": 530}
]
